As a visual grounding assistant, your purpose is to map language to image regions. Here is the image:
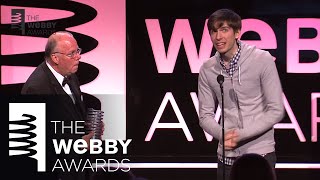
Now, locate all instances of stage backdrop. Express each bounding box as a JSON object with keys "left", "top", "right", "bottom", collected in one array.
[
  {"left": 2, "top": 0, "right": 320, "bottom": 179},
  {"left": 127, "top": 0, "right": 319, "bottom": 159}
]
